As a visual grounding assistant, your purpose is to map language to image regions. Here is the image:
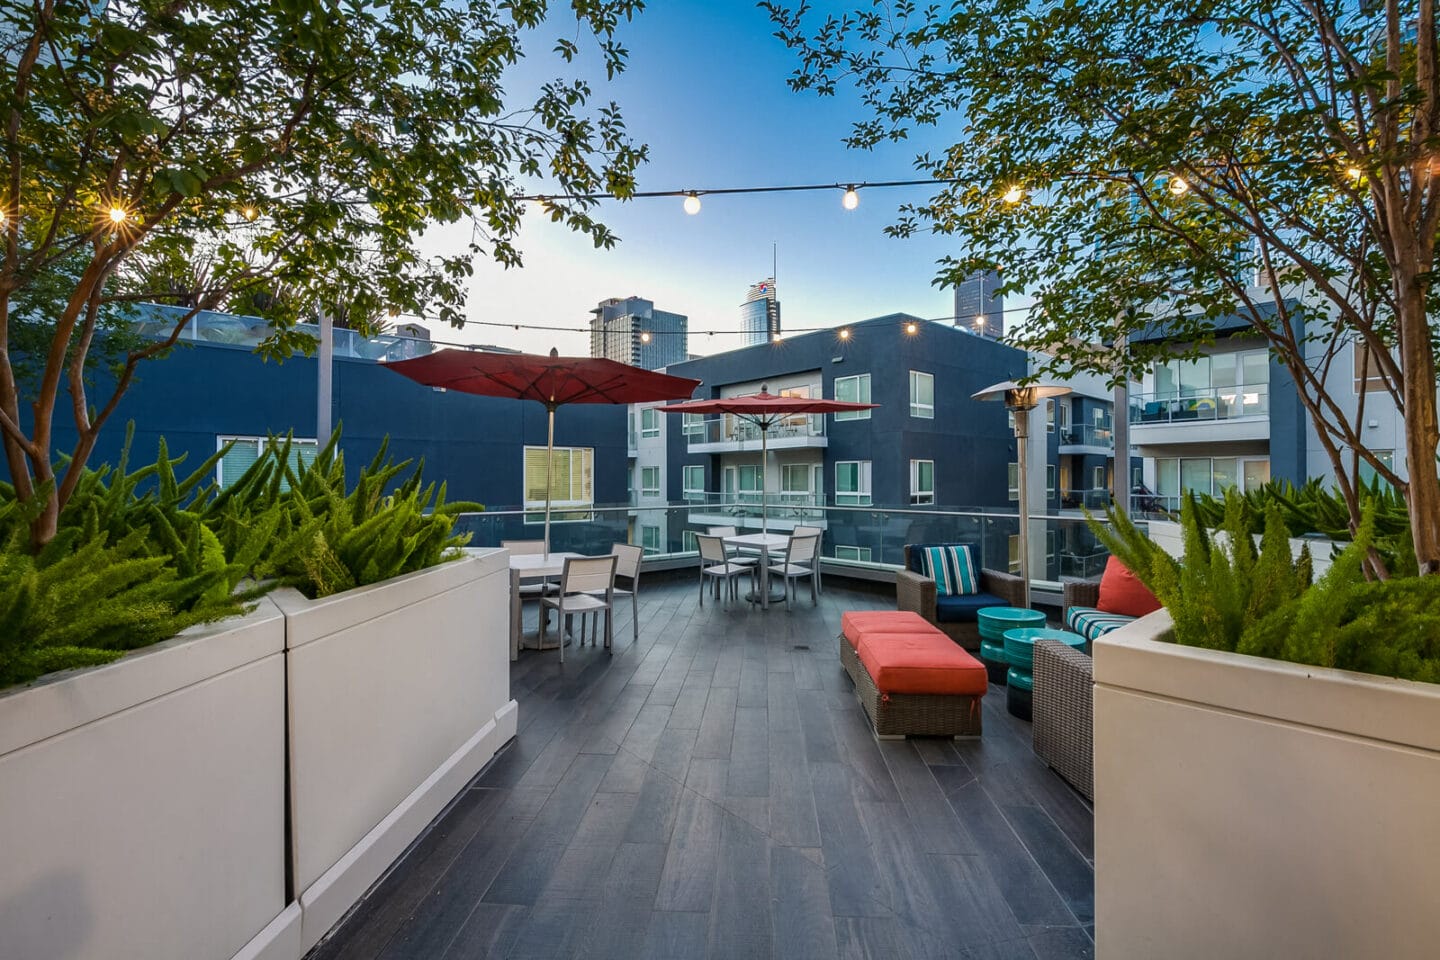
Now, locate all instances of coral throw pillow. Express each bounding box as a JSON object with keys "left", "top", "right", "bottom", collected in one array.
[{"left": 1097, "top": 556, "right": 1162, "bottom": 618}]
